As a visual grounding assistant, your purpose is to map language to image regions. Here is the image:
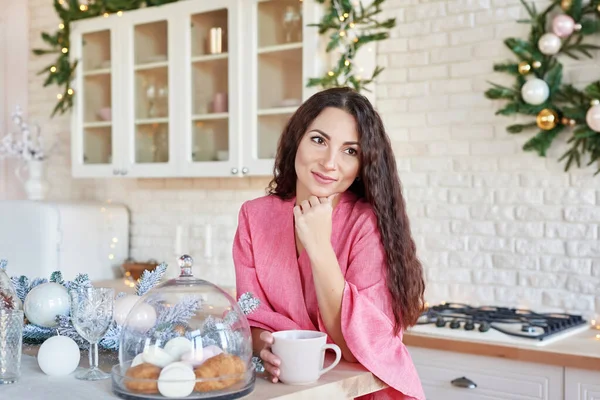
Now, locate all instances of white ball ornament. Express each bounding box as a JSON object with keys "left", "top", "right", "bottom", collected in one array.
[
  {"left": 24, "top": 282, "right": 70, "bottom": 327},
  {"left": 37, "top": 336, "right": 80, "bottom": 376},
  {"left": 521, "top": 78, "right": 550, "bottom": 105},
  {"left": 127, "top": 302, "right": 157, "bottom": 332},
  {"left": 538, "top": 32, "right": 562, "bottom": 55},
  {"left": 586, "top": 104, "right": 600, "bottom": 132},
  {"left": 113, "top": 294, "right": 141, "bottom": 325}
]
